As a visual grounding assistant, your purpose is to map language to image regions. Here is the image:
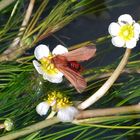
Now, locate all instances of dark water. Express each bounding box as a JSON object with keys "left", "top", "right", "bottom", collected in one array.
[{"left": 44, "top": 0, "right": 140, "bottom": 68}]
